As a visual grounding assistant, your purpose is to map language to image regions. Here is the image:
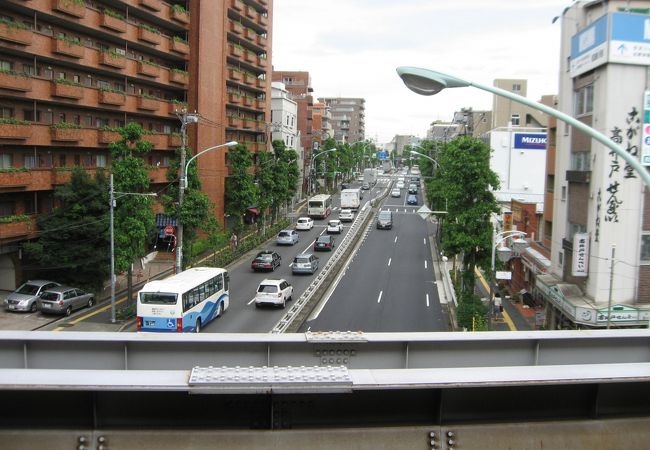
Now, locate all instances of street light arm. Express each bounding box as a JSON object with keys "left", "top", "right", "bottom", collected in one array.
[
  {"left": 410, "top": 150, "right": 440, "bottom": 168},
  {"left": 397, "top": 66, "right": 650, "bottom": 188},
  {"left": 184, "top": 141, "right": 238, "bottom": 182}
]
